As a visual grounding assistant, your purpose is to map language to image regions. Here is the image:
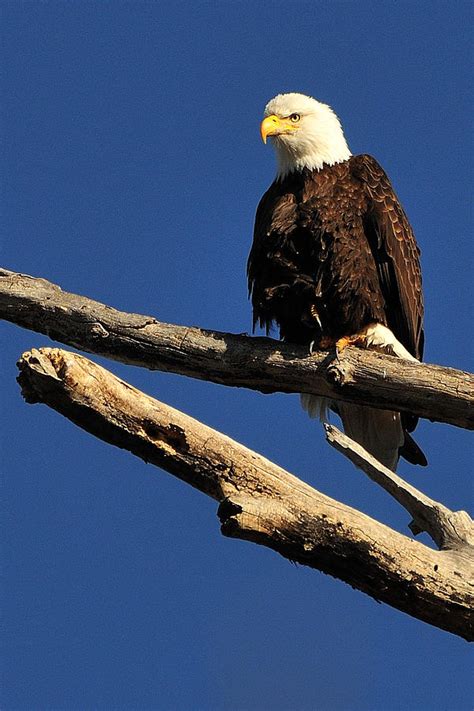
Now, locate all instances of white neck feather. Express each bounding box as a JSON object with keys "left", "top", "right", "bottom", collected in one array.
[
  {"left": 274, "top": 132, "right": 352, "bottom": 179},
  {"left": 264, "top": 94, "right": 352, "bottom": 179}
]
